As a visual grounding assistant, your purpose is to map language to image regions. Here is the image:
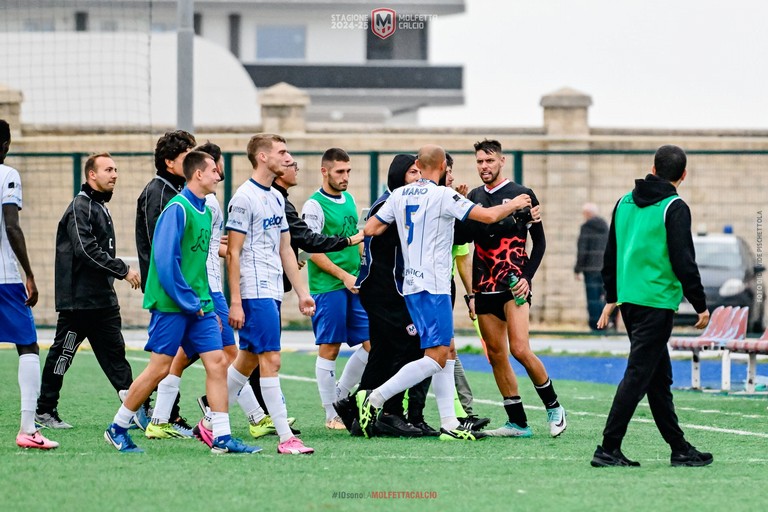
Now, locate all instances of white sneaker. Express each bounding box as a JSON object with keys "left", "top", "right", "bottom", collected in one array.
[{"left": 546, "top": 406, "right": 567, "bottom": 437}]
